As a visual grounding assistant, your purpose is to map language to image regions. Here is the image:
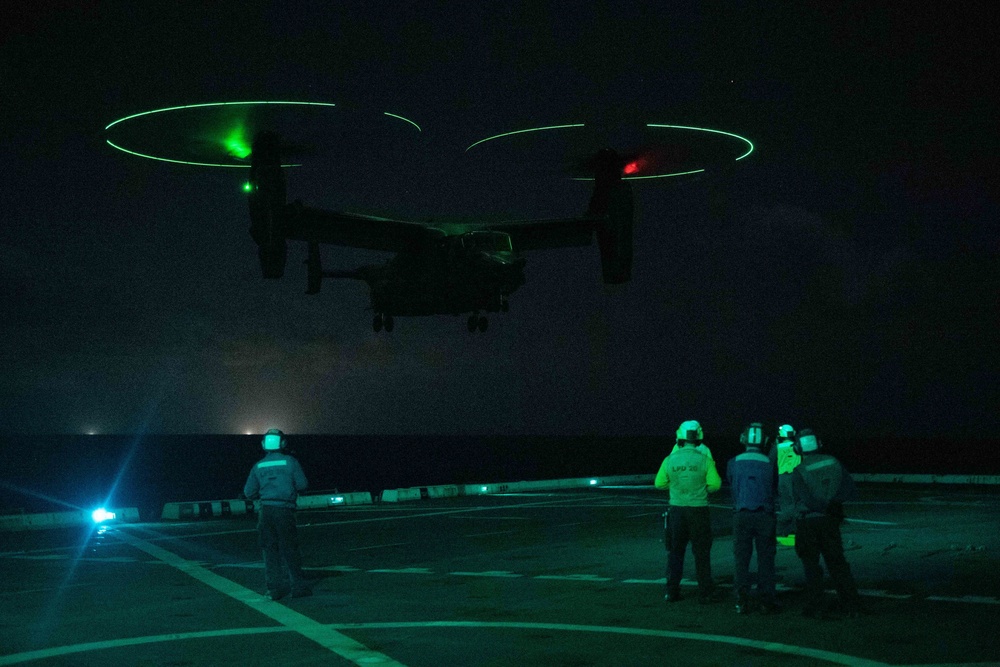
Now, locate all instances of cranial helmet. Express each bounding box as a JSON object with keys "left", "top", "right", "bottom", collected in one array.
[
  {"left": 676, "top": 420, "right": 703, "bottom": 444},
  {"left": 740, "top": 422, "right": 764, "bottom": 447},
  {"left": 262, "top": 428, "right": 286, "bottom": 451},
  {"left": 777, "top": 424, "right": 796, "bottom": 441},
  {"left": 793, "top": 428, "right": 822, "bottom": 454}
]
